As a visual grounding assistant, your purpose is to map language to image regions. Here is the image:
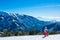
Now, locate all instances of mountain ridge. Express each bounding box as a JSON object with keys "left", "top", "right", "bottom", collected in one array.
[{"left": 0, "top": 11, "right": 60, "bottom": 33}]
